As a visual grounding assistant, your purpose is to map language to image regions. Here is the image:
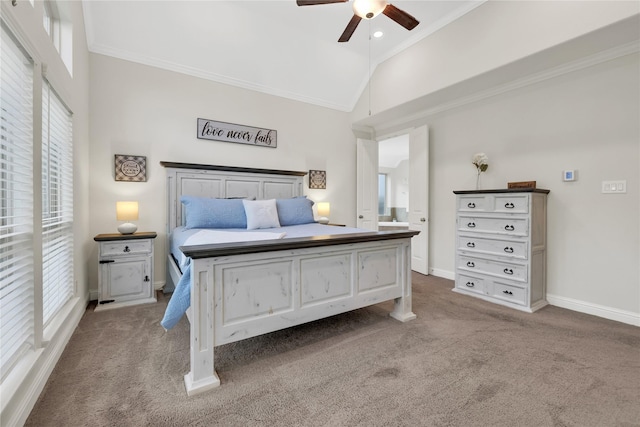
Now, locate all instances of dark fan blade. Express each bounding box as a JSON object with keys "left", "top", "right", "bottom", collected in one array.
[
  {"left": 382, "top": 4, "right": 419, "bottom": 31},
  {"left": 296, "top": 0, "right": 347, "bottom": 5},
  {"left": 338, "top": 14, "right": 362, "bottom": 42}
]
